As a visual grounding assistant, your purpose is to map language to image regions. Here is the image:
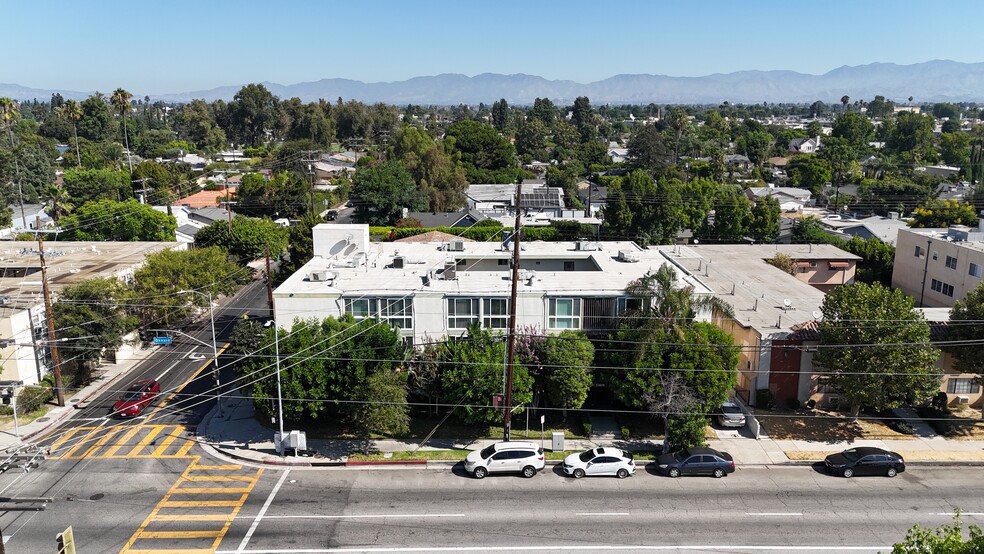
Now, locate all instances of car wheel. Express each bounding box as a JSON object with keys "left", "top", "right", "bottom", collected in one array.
[
  {"left": 713, "top": 468, "right": 725, "bottom": 478},
  {"left": 573, "top": 468, "right": 585, "bottom": 479},
  {"left": 617, "top": 469, "right": 629, "bottom": 479},
  {"left": 668, "top": 468, "right": 681, "bottom": 478},
  {"left": 887, "top": 467, "right": 897, "bottom": 478},
  {"left": 473, "top": 467, "right": 487, "bottom": 479},
  {"left": 842, "top": 468, "right": 854, "bottom": 478},
  {"left": 522, "top": 465, "right": 536, "bottom": 478}
]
